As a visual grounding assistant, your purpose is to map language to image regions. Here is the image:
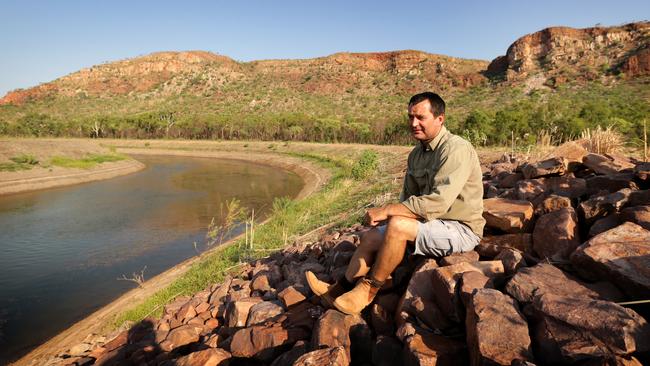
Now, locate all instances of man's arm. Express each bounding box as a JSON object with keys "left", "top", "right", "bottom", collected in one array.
[
  {"left": 365, "top": 202, "right": 420, "bottom": 226},
  {"left": 401, "top": 141, "right": 475, "bottom": 221}
]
